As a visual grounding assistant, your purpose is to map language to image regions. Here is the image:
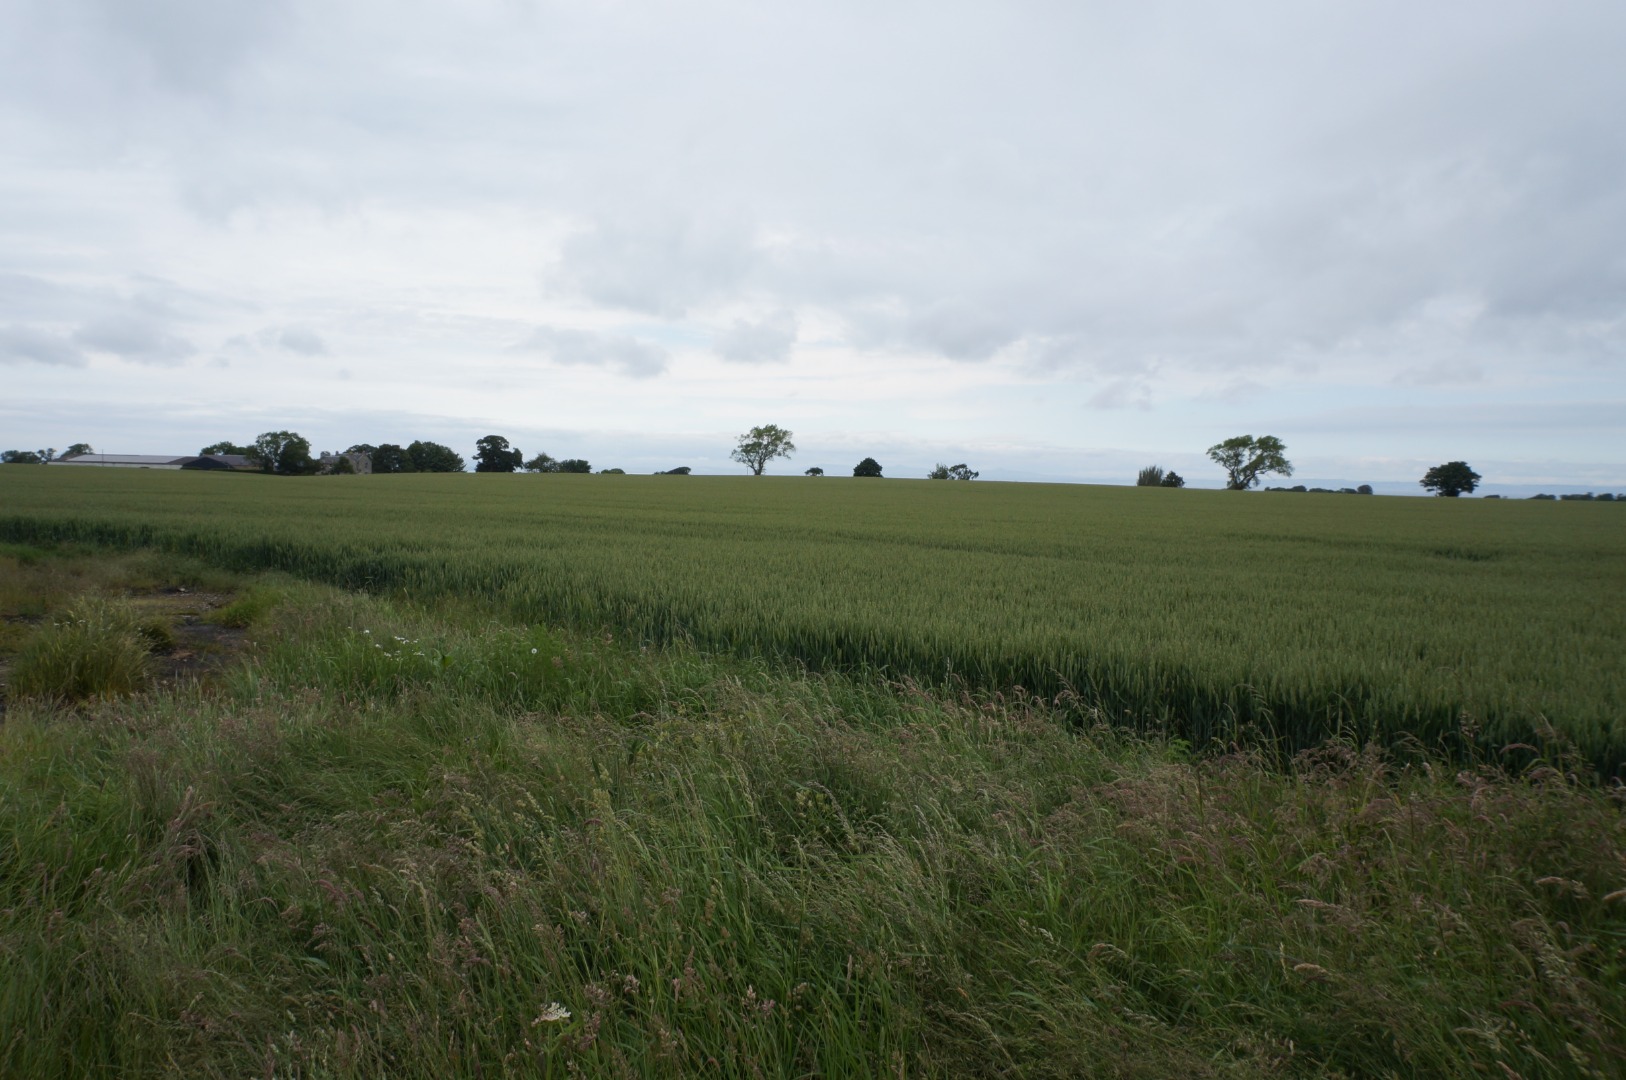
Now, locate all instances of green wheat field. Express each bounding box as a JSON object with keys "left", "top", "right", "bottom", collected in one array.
[
  {"left": 3, "top": 467, "right": 1622, "bottom": 768},
  {"left": 2, "top": 467, "right": 1623, "bottom": 1077}
]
